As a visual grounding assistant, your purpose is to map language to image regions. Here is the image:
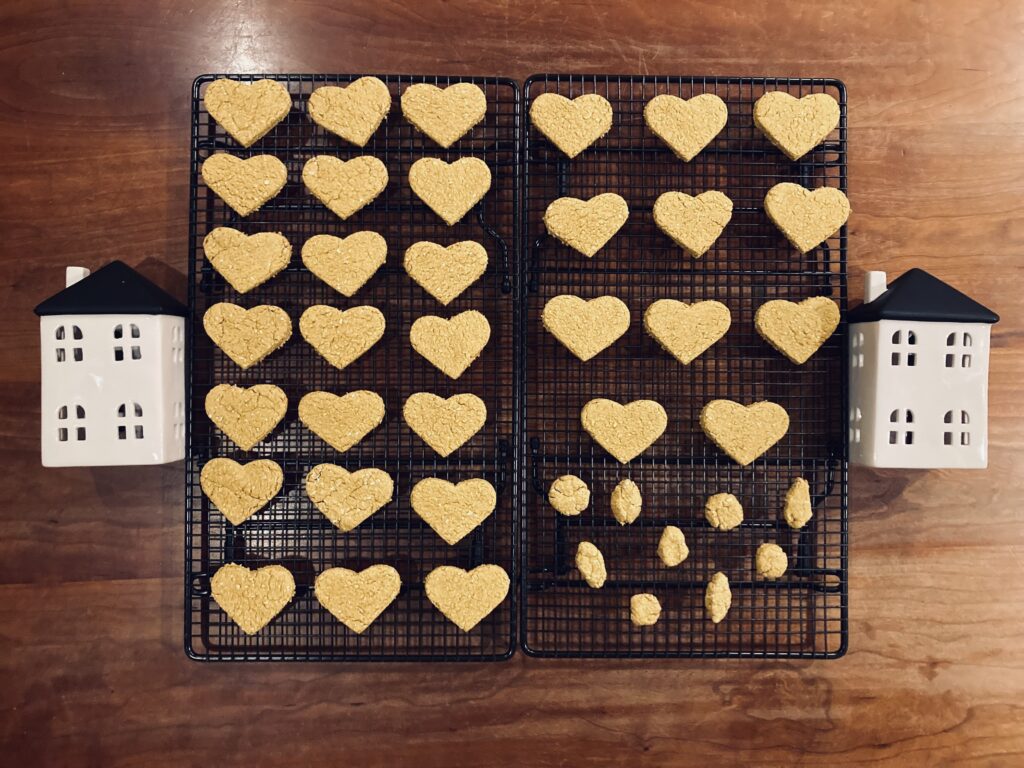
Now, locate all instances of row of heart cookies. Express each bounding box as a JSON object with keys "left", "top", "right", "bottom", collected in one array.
[
  {"left": 206, "top": 77, "right": 488, "bottom": 149},
  {"left": 532, "top": 91, "right": 839, "bottom": 161},
  {"left": 211, "top": 562, "right": 509, "bottom": 635}
]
